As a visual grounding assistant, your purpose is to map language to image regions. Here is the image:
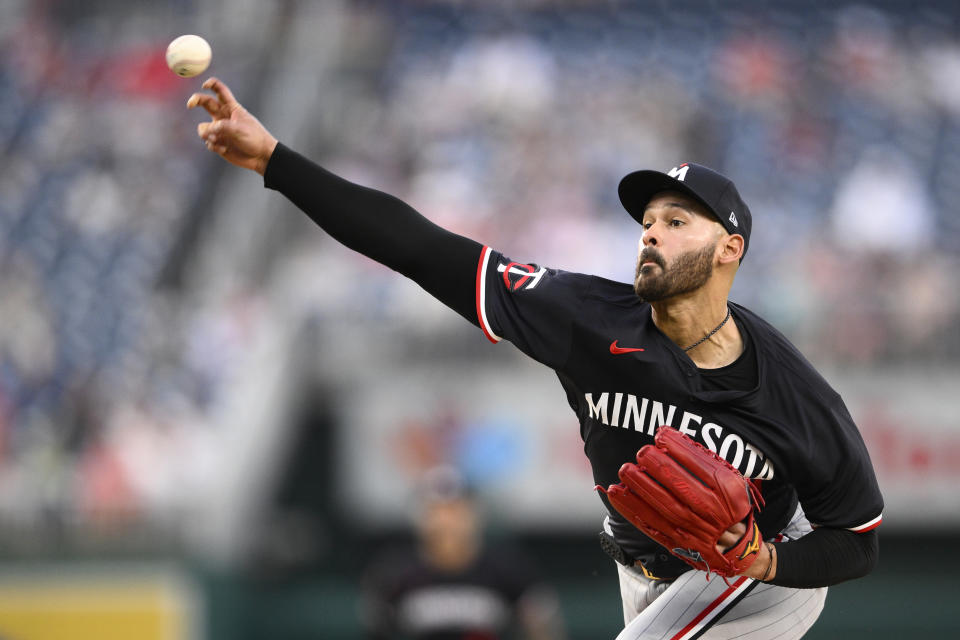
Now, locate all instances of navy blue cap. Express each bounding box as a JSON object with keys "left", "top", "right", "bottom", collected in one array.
[{"left": 618, "top": 163, "right": 752, "bottom": 260}]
